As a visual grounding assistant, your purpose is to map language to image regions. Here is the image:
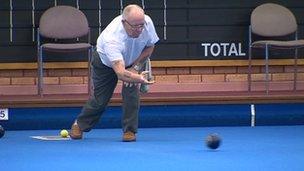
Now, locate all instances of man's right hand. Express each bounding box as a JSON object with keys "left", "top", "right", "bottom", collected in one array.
[
  {"left": 140, "top": 71, "right": 154, "bottom": 84},
  {"left": 123, "top": 71, "right": 154, "bottom": 87}
]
